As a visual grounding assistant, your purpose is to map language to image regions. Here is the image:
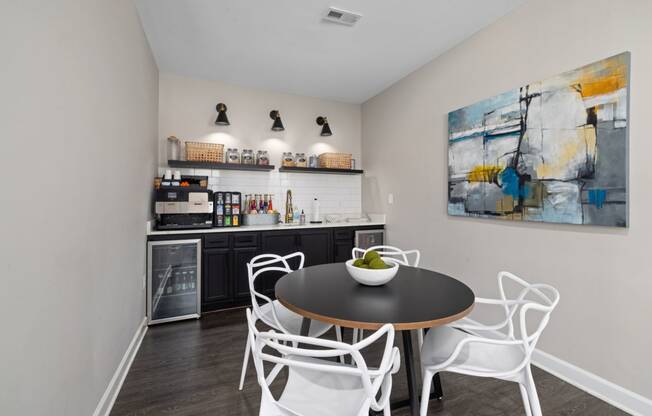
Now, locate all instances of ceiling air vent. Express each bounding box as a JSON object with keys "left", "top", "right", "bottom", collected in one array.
[{"left": 323, "top": 7, "right": 362, "bottom": 26}]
